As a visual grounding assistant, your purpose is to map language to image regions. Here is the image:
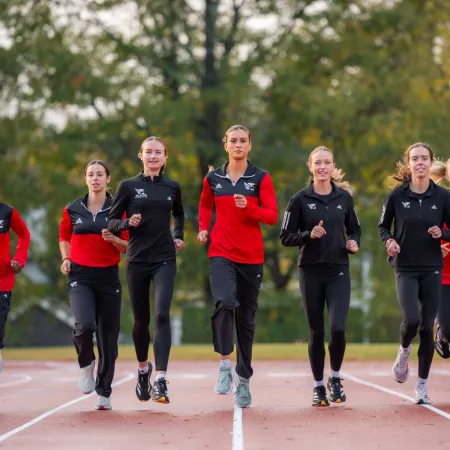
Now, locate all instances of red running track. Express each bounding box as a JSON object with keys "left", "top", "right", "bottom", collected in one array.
[{"left": 1, "top": 360, "right": 450, "bottom": 449}]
